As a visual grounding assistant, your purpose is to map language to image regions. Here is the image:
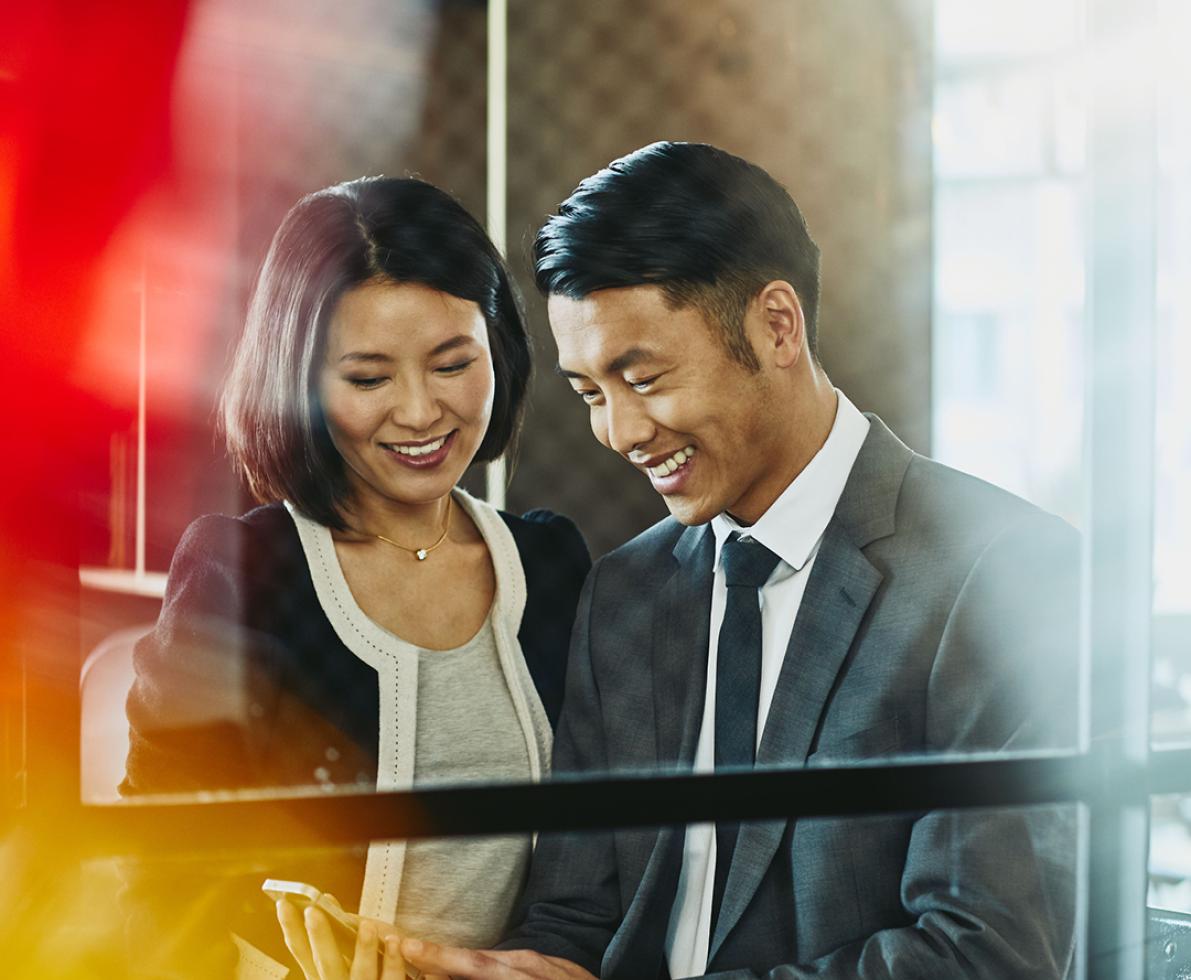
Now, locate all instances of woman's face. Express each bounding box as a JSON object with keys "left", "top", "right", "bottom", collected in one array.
[{"left": 317, "top": 280, "right": 495, "bottom": 513}]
